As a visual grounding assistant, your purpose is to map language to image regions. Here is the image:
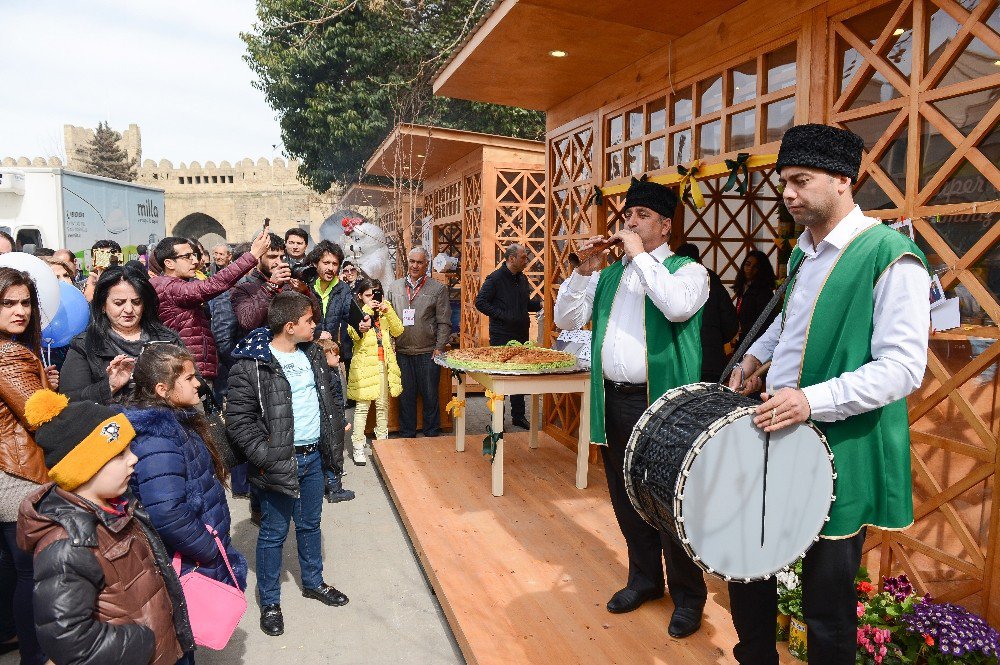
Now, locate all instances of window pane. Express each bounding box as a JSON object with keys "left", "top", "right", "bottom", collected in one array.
[
  {"left": 766, "top": 97, "right": 796, "bottom": 143},
  {"left": 673, "top": 87, "right": 693, "bottom": 125},
  {"left": 920, "top": 118, "right": 953, "bottom": 189},
  {"left": 671, "top": 129, "right": 692, "bottom": 165},
  {"left": 647, "top": 137, "right": 666, "bottom": 171},
  {"left": 847, "top": 68, "right": 903, "bottom": 110},
  {"left": 648, "top": 99, "right": 667, "bottom": 133},
  {"left": 729, "top": 109, "right": 757, "bottom": 151},
  {"left": 608, "top": 150, "right": 623, "bottom": 180},
  {"left": 698, "top": 120, "right": 722, "bottom": 158},
  {"left": 854, "top": 176, "right": 895, "bottom": 211},
  {"left": 699, "top": 75, "right": 723, "bottom": 115},
  {"left": 609, "top": 115, "right": 623, "bottom": 146},
  {"left": 884, "top": 8, "right": 914, "bottom": 78},
  {"left": 628, "top": 108, "right": 644, "bottom": 141},
  {"left": 626, "top": 144, "right": 643, "bottom": 176},
  {"left": 731, "top": 60, "right": 757, "bottom": 105},
  {"left": 842, "top": 111, "right": 897, "bottom": 151},
  {"left": 766, "top": 43, "right": 797, "bottom": 93}
]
